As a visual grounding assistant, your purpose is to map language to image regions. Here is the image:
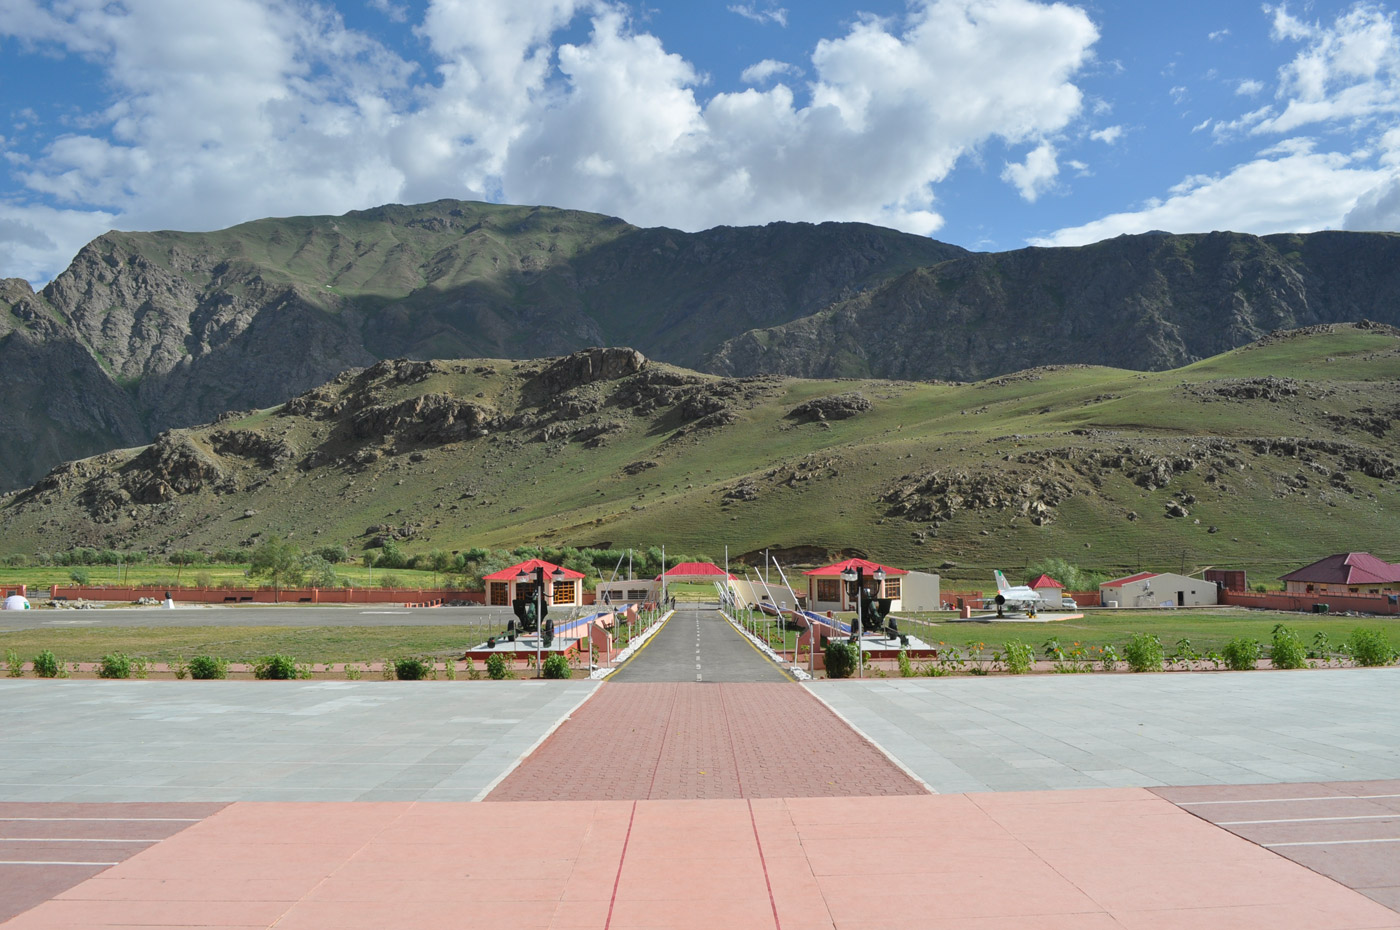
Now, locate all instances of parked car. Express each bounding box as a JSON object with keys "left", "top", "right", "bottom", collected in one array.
[{"left": 1060, "top": 596, "right": 1078, "bottom": 609}]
